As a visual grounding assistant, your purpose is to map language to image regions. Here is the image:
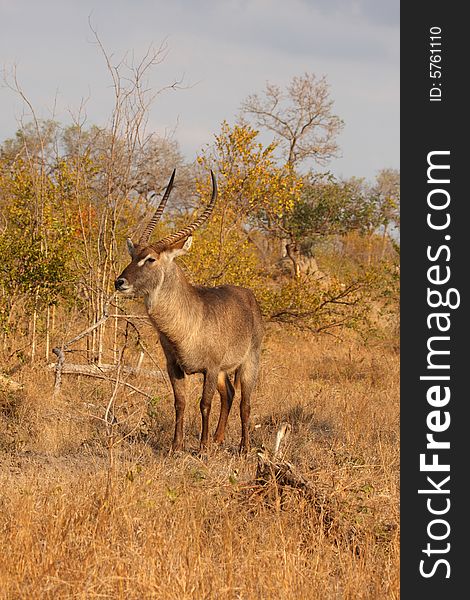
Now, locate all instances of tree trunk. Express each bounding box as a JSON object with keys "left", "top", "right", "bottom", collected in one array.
[
  {"left": 31, "top": 305, "right": 37, "bottom": 363},
  {"left": 45, "top": 304, "right": 50, "bottom": 360},
  {"left": 285, "top": 242, "right": 301, "bottom": 278},
  {"left": 380, "top": 224, "right": 389, "bottom": 259},
  {"left": 367, "top": 233, "right": 373, "bottom": 265},
  {"left": 113, "top": 298, "right": 119, "bottom": 365}
]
